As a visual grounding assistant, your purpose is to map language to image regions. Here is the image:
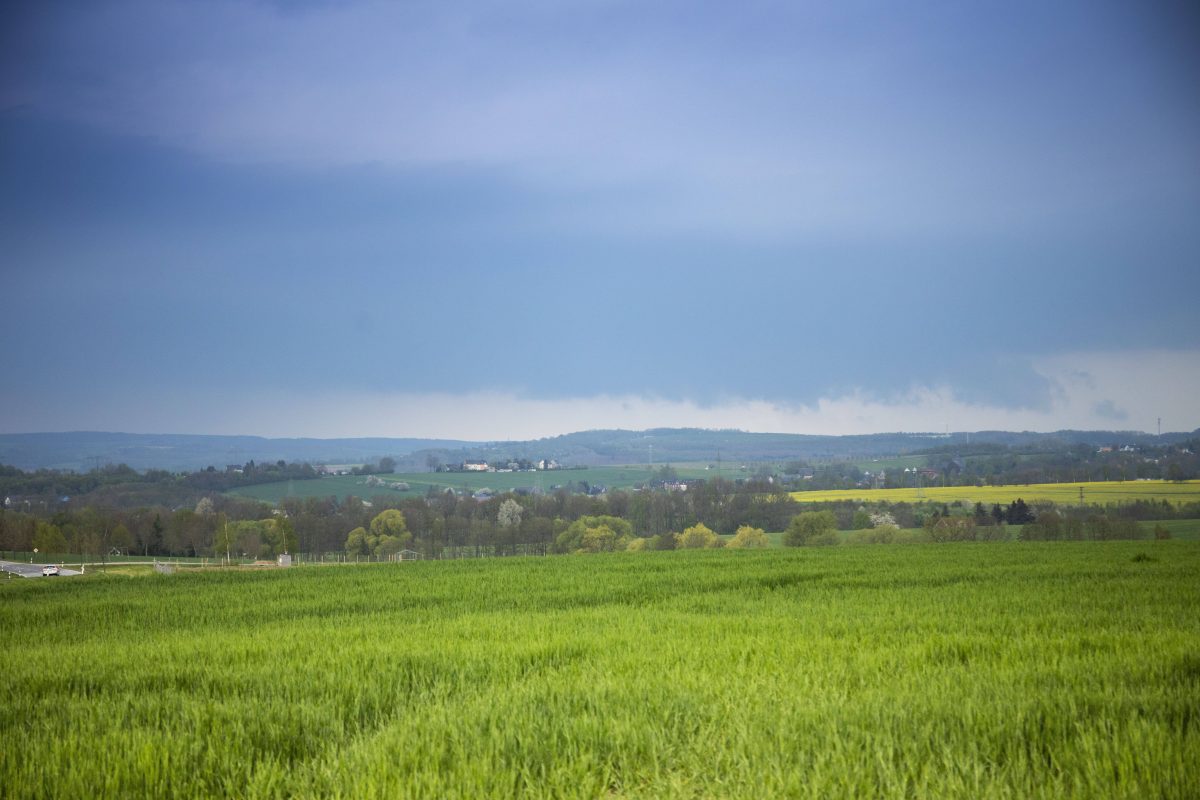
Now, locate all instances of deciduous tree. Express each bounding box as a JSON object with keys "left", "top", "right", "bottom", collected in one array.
[
  {"left": 728, "top": 525, "right": 770, "bottom": 548},
  {"left": 32, "top": 520, "right": 67, "bottom": 554},
  {"left": 497, "top": 499, "right": 523, "bottom": 529},
  {"left": 677, "top": 523, "right": 723, "bottom": 548},
  {"left": 345, "top": 526, "right": 370, "bottom": 556},
  {"left": 783, "top": 511, "right": 838, "bottom": 547}
]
